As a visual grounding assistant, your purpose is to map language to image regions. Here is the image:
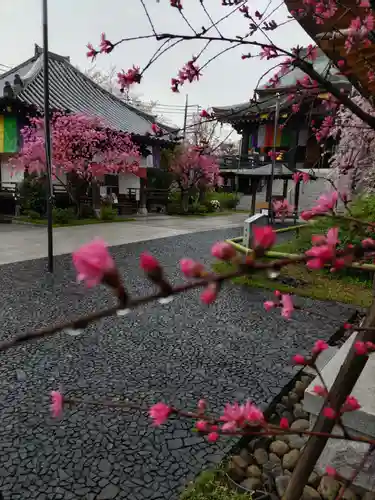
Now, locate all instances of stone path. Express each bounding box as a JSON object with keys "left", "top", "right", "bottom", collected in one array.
[
  {"left": 0, "top": 228, "right": 355, "bottom": 499},
  {"left": 0, "top": 213, "right": 246, "bottom": 266}
]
